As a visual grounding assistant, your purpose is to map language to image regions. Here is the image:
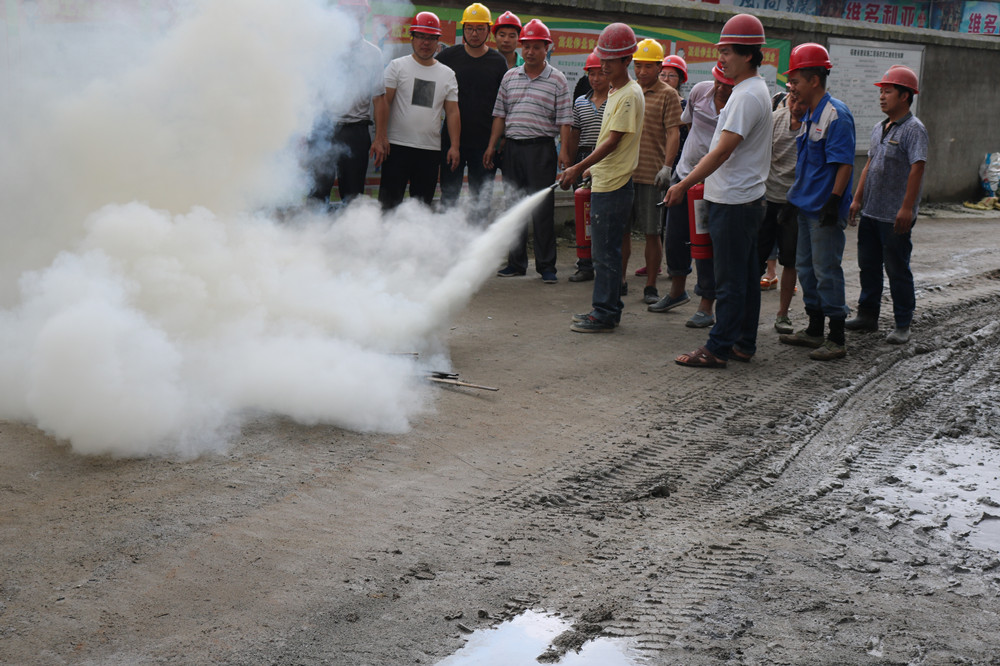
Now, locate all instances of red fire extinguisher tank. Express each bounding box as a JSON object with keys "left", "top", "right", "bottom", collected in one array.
[
  {"left": 687, "top": 183, "right": 711, "bottom": 260},
  {"left": 574, "top": 183, "right": 592, "bottom": 260}
]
